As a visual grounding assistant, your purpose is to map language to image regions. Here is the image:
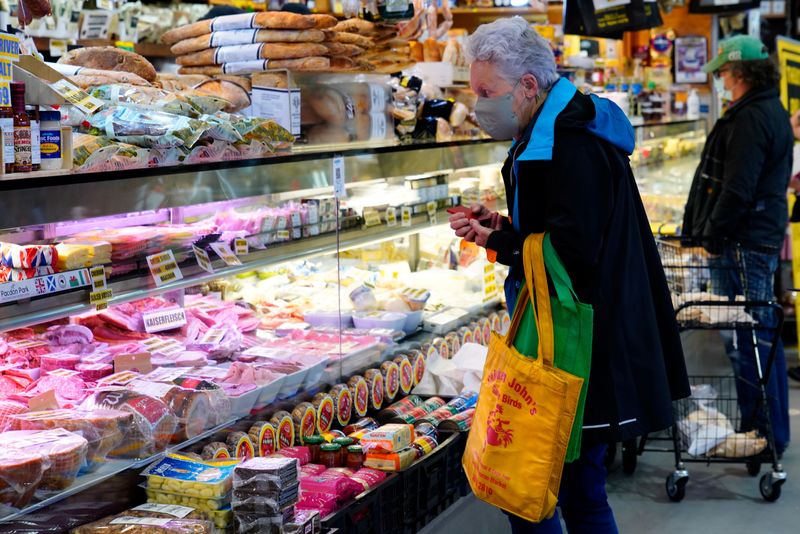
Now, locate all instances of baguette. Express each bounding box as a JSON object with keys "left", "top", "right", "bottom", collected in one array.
[
  {"left": 322, "top": 42, "right": 365, "bottom": 57},
  {"left": 252, "top": 72, "right": 289, "bottom": 89},
  {"left": 215, "top": 74, "right": 252, "bottom": 92},
  {"left": 309, "top": 14, "right": 338, "bottom": 29},
  {"left": 194, "top": 79, "right": 251, "bottom": 112},
  {"left": 161, "top": 12, "right": 317, "bottom": 45},
  {"left": 58, "top": 46, "right": 157, "bottom": 82},
  {"left": 177, "top": 57, "right": 331, "bottom": 75},
  {"left": 170, "top": 29, "right": 326, "bottom": 56},
  {"left": 176, "top": 42, "right": 329, "bottom": 66}
]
